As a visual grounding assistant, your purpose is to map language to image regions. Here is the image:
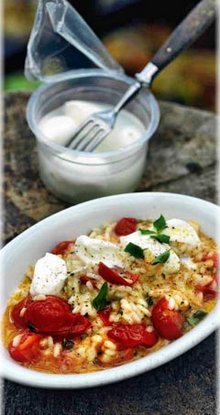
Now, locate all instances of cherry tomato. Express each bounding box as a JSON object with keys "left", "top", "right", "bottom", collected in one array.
[
  {"left": 26, "top": 296, "right": 72, "bottom": 332},
  {"left": 98, "top": 262, "right": 139, "bottom": 286},
  {"left": 152, "top": 297, "right": 184, "bottom": 340},
  {"left": 196, "top": 282, "right": 217, "bottom": 300},
  {"left": 68, "top": 313, "right": 91, "bottom": 336},
  {"left": 25, "top": 296, "right": 90, "bottom": 337},
  {"left": 98, "top": 306, "right": 112, "bottom": 326},
  {"left": 8, "top": 330, "right": 42, "bottom": 363},
  {"left": 80, "top": 275, "right": 97, "bottom": 289},
  {"left": 108, "top": 323, "right": 158, "bottom": 350},
  {"left": 52, "top": 313, "right": 91, "bottom": 338},
  {"left": 51, "top": 241, "right": 74, "bottom": 255},
  {"left": 114, "top": 217, "right": 137, "bottom": 236},
  {"left": 11, "top": 296, "right": 32, "bottom": 329}
]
